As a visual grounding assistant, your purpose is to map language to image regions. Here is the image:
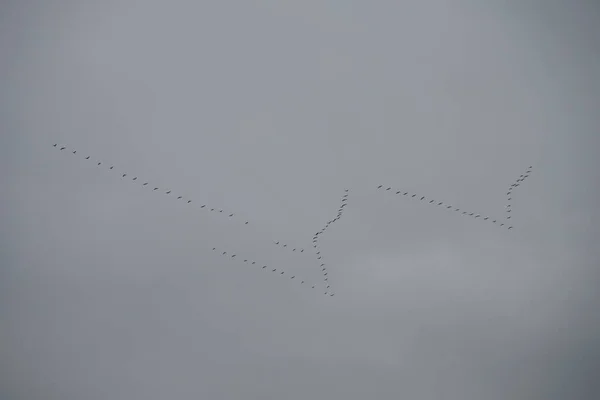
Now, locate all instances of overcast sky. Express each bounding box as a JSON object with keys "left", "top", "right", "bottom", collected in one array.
[{"left": 1, "top": 1, "right": 599, "bottom": 399}]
